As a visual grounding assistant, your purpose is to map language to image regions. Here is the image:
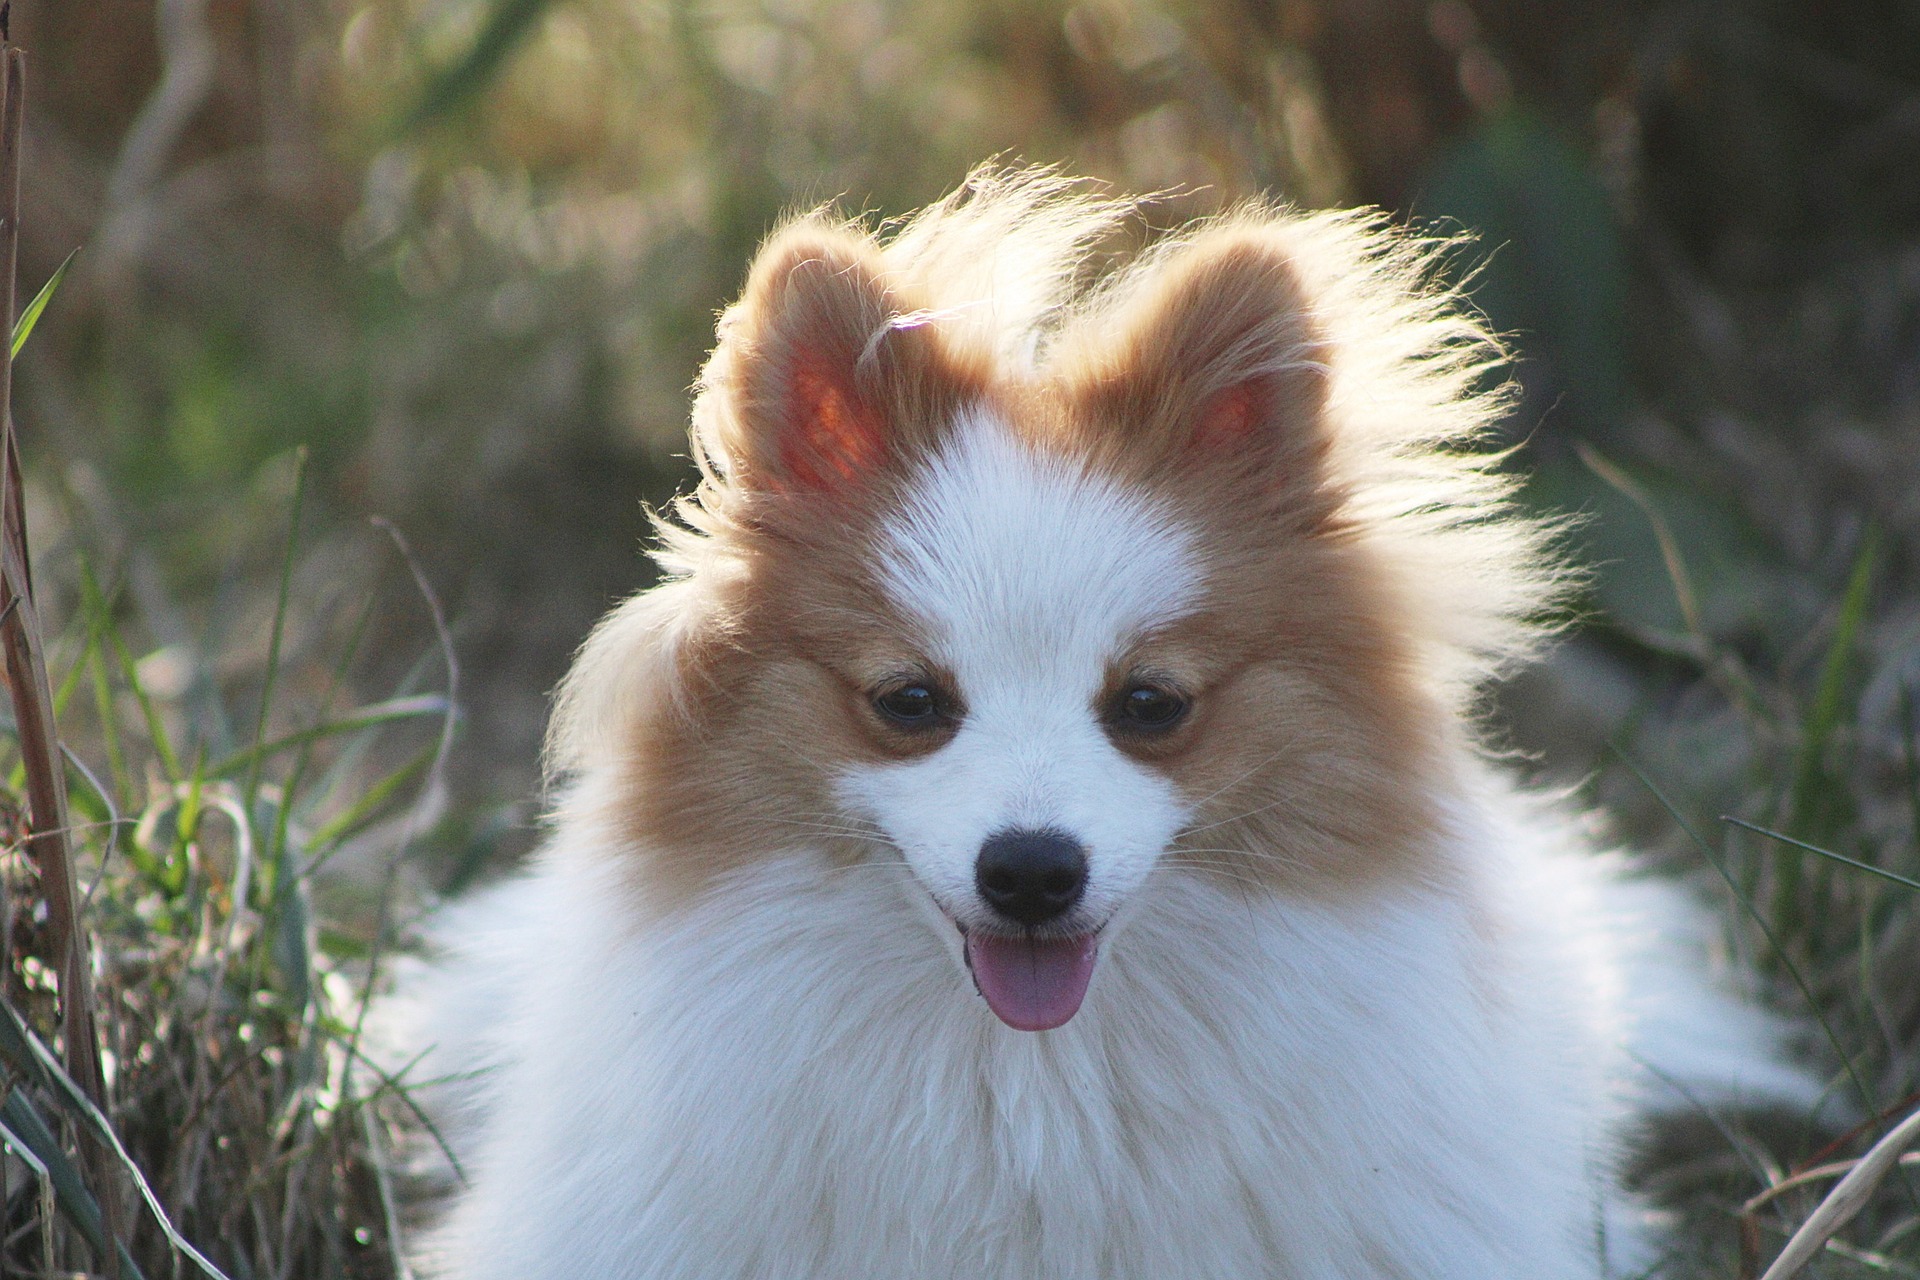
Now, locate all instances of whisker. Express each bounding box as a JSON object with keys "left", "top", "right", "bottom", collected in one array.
[
  {"left": 1169, "top": 843, "right": 1314, "bottom": 873},
  {"left": 1157, "top": 858, "right": 1280, "bottom": 894},
  {"left": 1177, "top": 794, "right": 1303, "bottom": 839},
  {"left": 766, "top": 807, "right": 888, "bottom": 829},
  {"left": 760, "top": 814, "right": 893, "bottom": 841},
  {"left": 821, "top": 857, "right": 915, "bottom": 875},
  {"left": 1177, "top": 747, "right": 1296, "bottom": 813},
  {"left": 770, "top": 825, "right": 892, "bottom": 842}
]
